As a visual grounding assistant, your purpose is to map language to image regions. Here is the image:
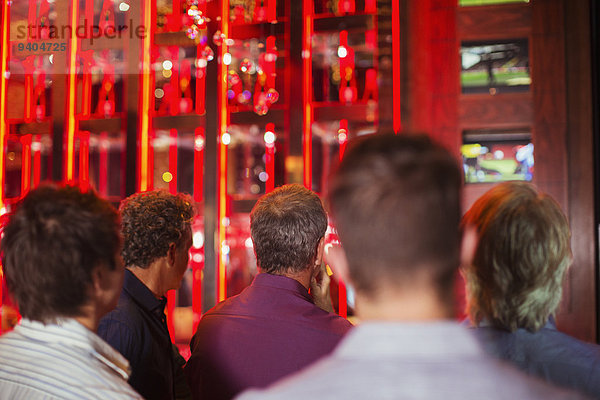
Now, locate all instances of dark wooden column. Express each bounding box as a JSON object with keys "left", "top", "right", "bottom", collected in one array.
[{"left": 564, "top": 0, "right": 596, "bottom": 343}]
